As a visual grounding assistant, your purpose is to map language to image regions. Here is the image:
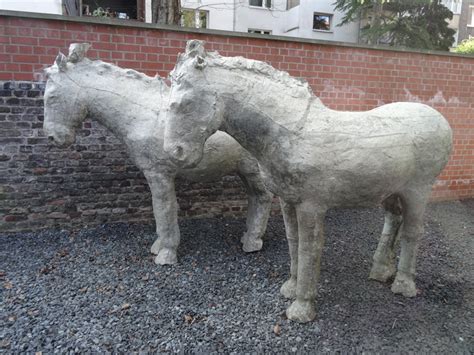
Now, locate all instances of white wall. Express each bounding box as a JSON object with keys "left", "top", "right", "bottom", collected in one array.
[
  {"left": 284, "top": 6, "right": 299, "bottom": 33},
  {"left": 145, "top": 0, "right": 152, "bottom": 22},
  {"left": 234, "top": 0, "right": 288, "bottom": 34},
  {"left": 0, "top": 0, "right": 63, "bottom": 14},
  {"left": 294, "top": 0, "right": 359, "bottom": 42}
]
